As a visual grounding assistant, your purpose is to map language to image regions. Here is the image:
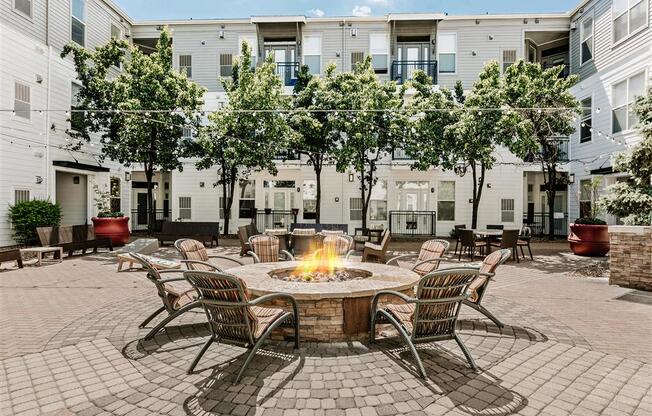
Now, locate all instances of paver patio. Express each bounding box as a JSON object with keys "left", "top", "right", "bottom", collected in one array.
[{"left": 0, "top": 241, "right": 650, "bottom": 415}]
